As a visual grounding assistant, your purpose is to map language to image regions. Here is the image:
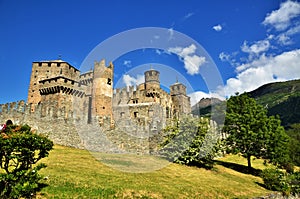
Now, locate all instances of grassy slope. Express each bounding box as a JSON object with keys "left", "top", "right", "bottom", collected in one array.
[{"left": 37, "top": 145, "right": 272, "bottom": 199}]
